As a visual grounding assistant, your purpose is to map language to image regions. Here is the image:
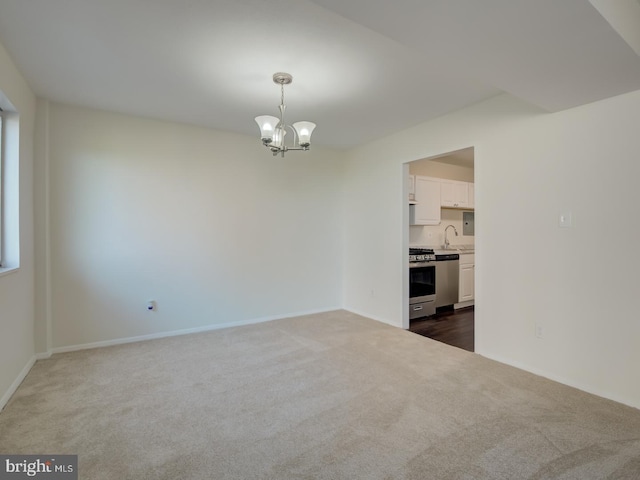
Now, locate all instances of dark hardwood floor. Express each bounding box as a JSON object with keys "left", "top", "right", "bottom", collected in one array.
[{"left": 409, "top": 306, "right": 474, "bottom": 352}]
